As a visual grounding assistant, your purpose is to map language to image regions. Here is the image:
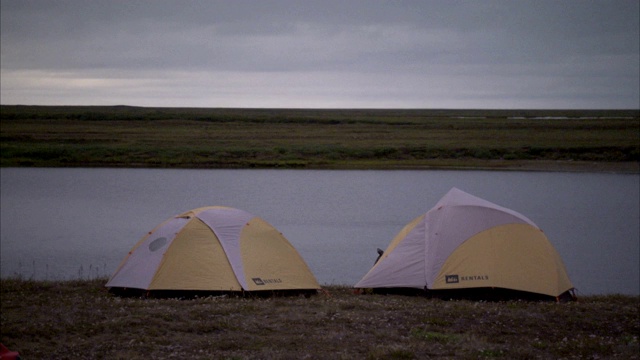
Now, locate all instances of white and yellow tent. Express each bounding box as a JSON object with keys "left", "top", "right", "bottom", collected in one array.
[
  {"left": 355, "top": 188, "right": 574, "bottom": 298},
  {"left": 106, "top": 206, "right": 320, "bottom": 293}
]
